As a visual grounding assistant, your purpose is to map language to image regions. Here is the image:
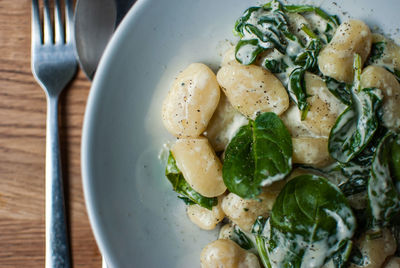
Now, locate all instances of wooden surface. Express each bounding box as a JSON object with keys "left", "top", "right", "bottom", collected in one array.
[{"left": 0, "top": 0, "right": 101, "bottom": 266}]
